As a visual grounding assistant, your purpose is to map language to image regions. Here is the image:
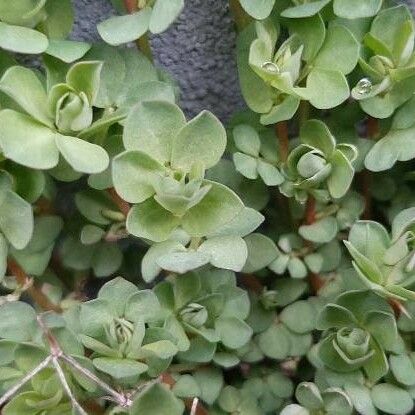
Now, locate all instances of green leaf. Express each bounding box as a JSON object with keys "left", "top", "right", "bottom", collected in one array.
[
  {"left": 258, "top": 323, "right": 291, "bottom": 359},
  {"left": 281, "top": 0, "right": 331, "bottom": 18},
  {"left": 242, "top": 233, "right": 277, "bottom": 272},
  {"left": 299, "top": 217, "right": 338, "bottom": 243},
  {"left": 313, "top": 24, "right": 359, "bottom": 75},
  {"left": 306, "top": 68, "right": 350, "bottom": 109},
  {"left": 288, "top": 15, "right": 325, "bottom": 62},
  {"left": 233, "top": 152, "right": 258, "bottom": 179},
  {"left": 140, "top": 340, "right": 178, "bottom": 359},
  {"left": 261, "top": 95, "right": 301, "bottom": 125},
  {"left": 157, "top": 251, "right": 210, "bottom": 274},
  {"left": 46, "top": 40, "right": 91, "bottom": 63},
  {"left": 0, "top": 66, "right": 51, "bottom": 127},
  {"left": 55, "top": 134, "right": 109, "bottom": 174},
  {"left": 149, "top": 0, "right": 184, "bottom": 34},
  {"left": 239, "top": 0, "right": 275, "bottom": 19},
  {"left": 131, "top": 384, "right": 185, "bottom": 415},
  {"left": 66, "top": 61, "right": 102, "bottom": 103},
  {"left": 112, "top": 150, "right": 165, "bottom": 203},
  {"left": 123, "top": 101, "right": 186, "bottom": 163},
  {"left": 92, "top": 243, "right": 123, "bottom": 277},
  {"left": 333, "top": 0, "right": 382, "bottom": 18},
  {"left": 127, "top": 198, "right": 179, "bottom": 242},
  {"left": 0, "top": 22, "right": 48, "bottom": 54},
  {"left": 182, "top": 182, "right": 244, "bottom": 237},
  {"left": 281, "top": 404, "right": 310, "bottom": 415},
  {"left": 237, "top": 26, "right": 274, "bottom": 114},
  {"left": 371, "top": 383, "right": 413, "bottom": 415},
  {"left": 208, "top": 207, "right": 264, "bottom": 238},
  {"left": 327, "top": 149, "right": 355, "bottom": 199},
  {"left": 125, "top": 290, "right": 161, "bottom": 323},
  {"left": 233, "top": 124, "right": 261, "bottom": 157},
  {"left": 0, "top": 190, "right": 33, "bottom": 249},
  {"left": 142, "top": 241, "right": 185, "bottom": 282},
  {"left": 296, "top": 382, "right": 323, "bottom": 410},
  {"left": 344, "top": 241, "right": 384, "bottom": 285},
  {"left": 390, "top": 354, "right": 415, "bottom": 386},
  {"left": 218, "top": 386, "right": 240, "bottom": 412},
  {"left": 370, "top": 5, "right": 413, "bottom": 62},
  {"left": 97, "top": 8, "right": 152, "bottom": 46},
  {"left": 199, "top": 236, "right": 248, "bottom": 271},
  {"left": 323, "top": 388, "right": 353, "bottom": 415},
  {"left": 301, "top": 120, "right": 336, "bottom": 156},
  {"left": 80, "top": 225, "right": 105, "bottom": 245},
  {"left": 75, "top": 189, "right": 117, "bottom": 225},
  {"left": 347, "top": 221, "right": 389, "bottom": 263},
  {"left": 172, "top": 375, "right": 201, "bottom": 398},
  {"left": 344, "top": 383, "right": 377, "bottom": 415},
  {"left": 215, "top": 317, "right": 253, "bottom": 349},
  {"left": 364, "top": 311, "right": 398, "bottom": 351},
  {"left": 93, "top": 357, "right": 148, "bottom": 380},
  {"left": 364, "top": 126, "right": 415, "bottom": 172},
  {"left": 288, "top": 257, "right": 308, "bottom": 279},
  {"left": 0, "top": 302, "right": 37, "bottom": 341},
  {"left": 171, "top": 111, "right": 226, "bottom": 171},
  {"left": 280, "top": 301, "right": 316, "bottom": 334},
  {"left": 257, "top": 159, "right": 284, "bottom": 186},
  {"left": 193, "top": 368, "right": 224, "bottom": 405},
  {"left": 392, "top": 207, "right": 415, "bottom": 241},
  {"left": 80, "top": 299, "right": 114, "bottom": 338},
  {"left": 317, "top": 304, "right": 357, "bottom": 330}
]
